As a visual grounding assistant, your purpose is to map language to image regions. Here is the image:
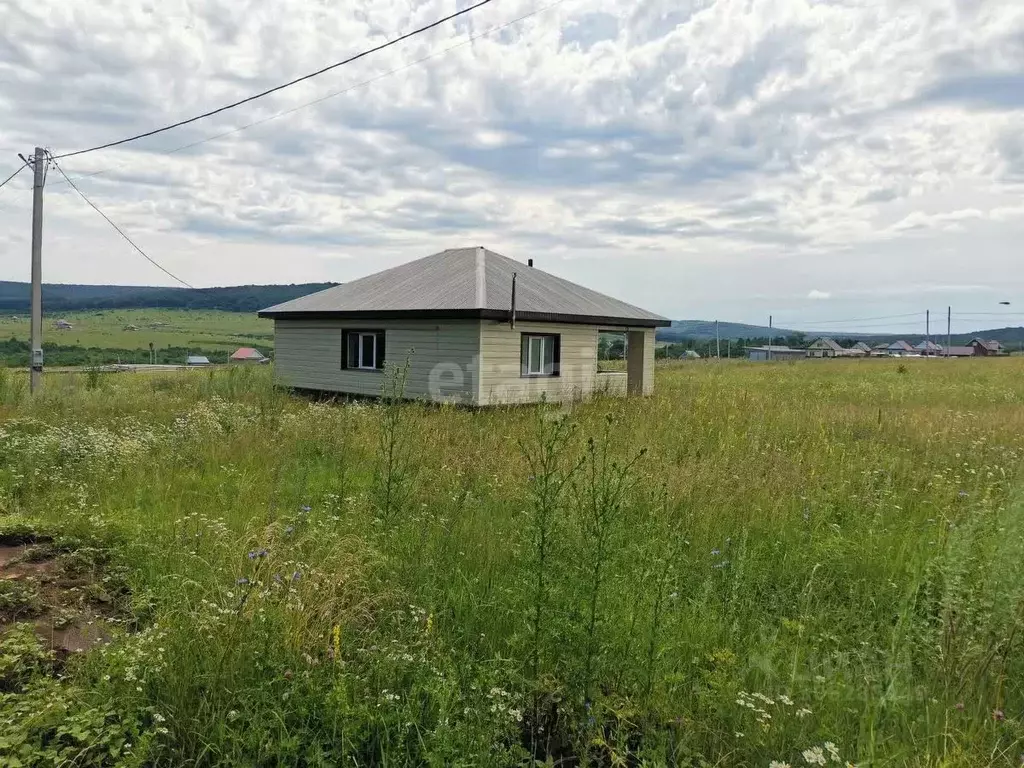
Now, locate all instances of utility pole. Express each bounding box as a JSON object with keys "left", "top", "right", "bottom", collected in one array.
[
  {"left": 926, "top": 309, "right": 930, "bottom": 356},
  {"left": 716, "top": 319, "right": 721, "bottom": 359},
  {"left": 29, "top": 147, "right": 46, "bottom": 393},
  {"left": 768, "top": 315, "right": 773, "bottom": 361},
  {"left": 727, "top": 338, "right": 731, "bottom": 359},
  {"left": 946, "top": 306, "right": 951, "bottom": 358}
]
